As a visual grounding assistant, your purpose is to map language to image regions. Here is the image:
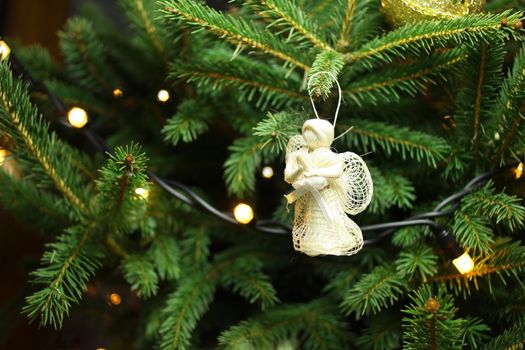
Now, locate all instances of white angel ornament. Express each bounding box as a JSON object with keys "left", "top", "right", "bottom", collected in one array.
[{"left": 284, "top": 73, "right": 373, "bottom": 256}]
